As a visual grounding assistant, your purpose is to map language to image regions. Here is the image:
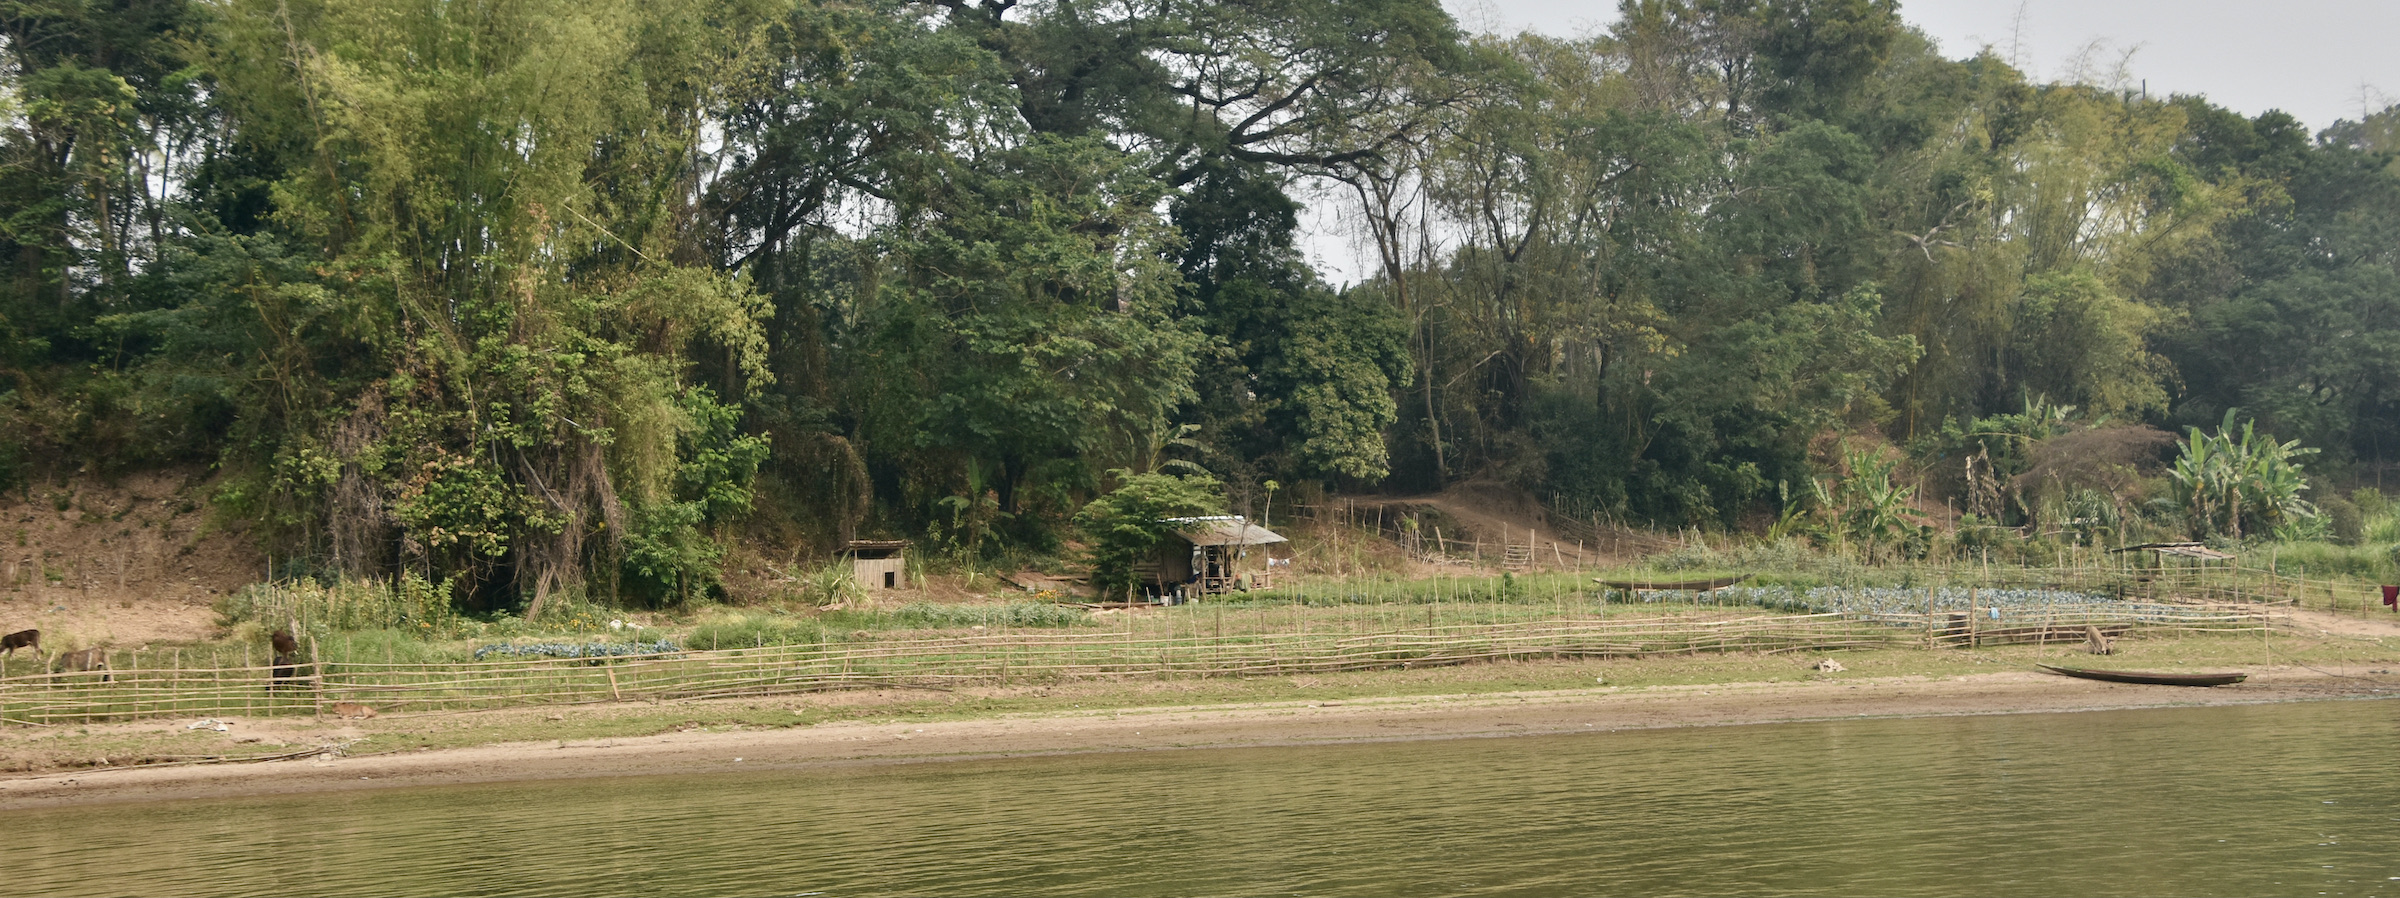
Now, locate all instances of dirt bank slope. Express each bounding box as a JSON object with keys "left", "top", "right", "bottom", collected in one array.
[{"left": 1, "top": 471, "right": 260, "bottom": 651}]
